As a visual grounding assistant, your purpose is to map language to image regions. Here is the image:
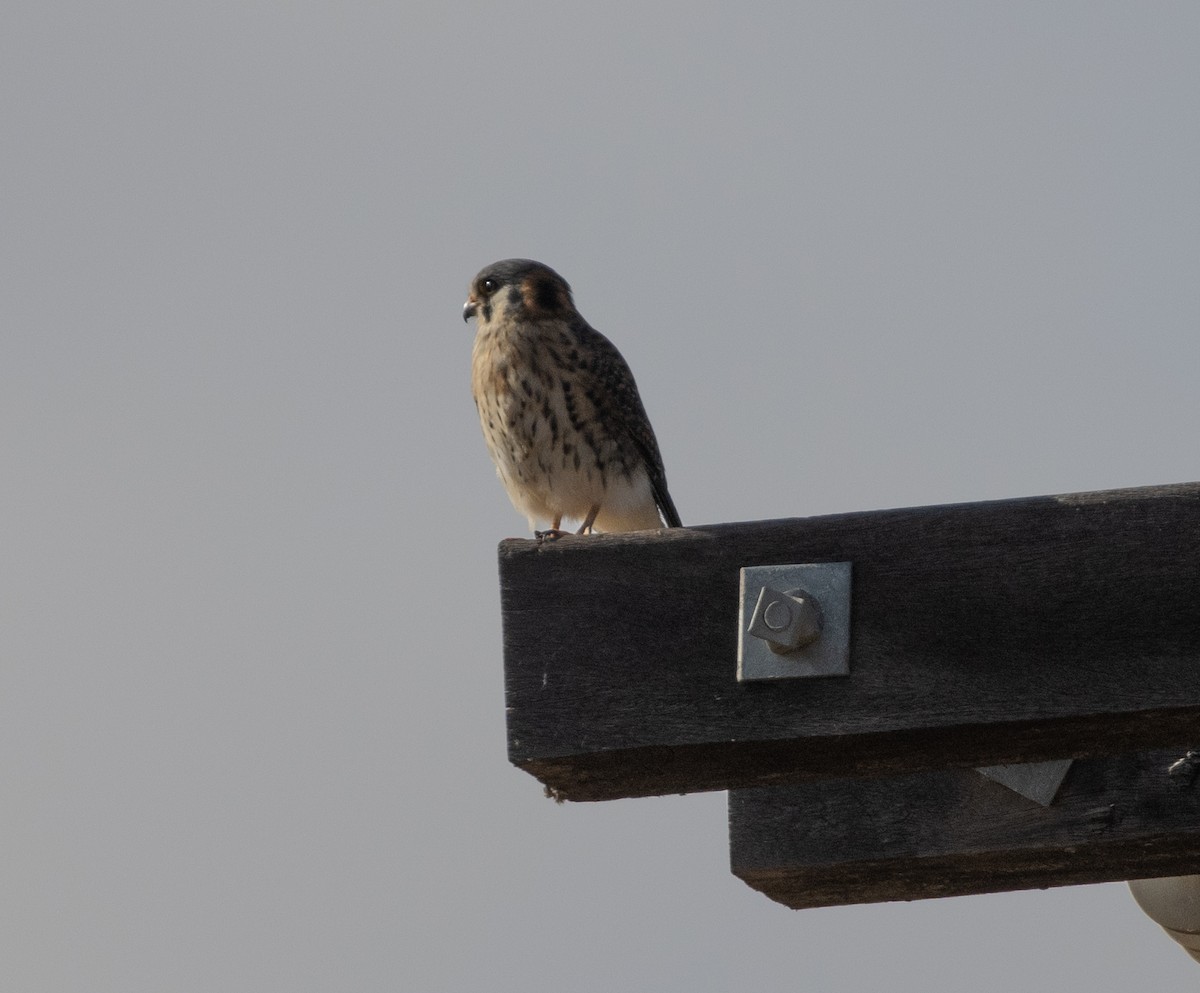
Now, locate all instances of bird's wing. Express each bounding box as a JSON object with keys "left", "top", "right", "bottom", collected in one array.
[{"left": 574, "top": 320, "right": 682, "bottom": 528}]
